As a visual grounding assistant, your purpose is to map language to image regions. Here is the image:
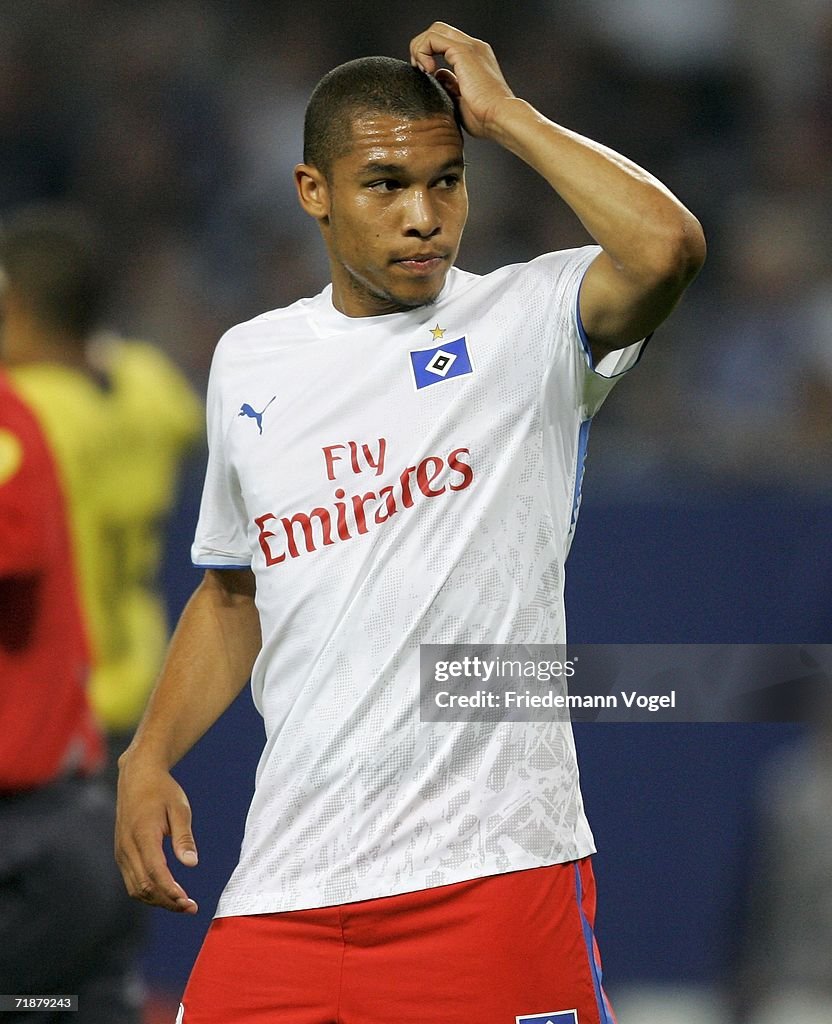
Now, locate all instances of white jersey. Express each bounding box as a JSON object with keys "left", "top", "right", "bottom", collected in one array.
[{"left": 192, "top": 246, "right": 645, "bottom": 916}]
